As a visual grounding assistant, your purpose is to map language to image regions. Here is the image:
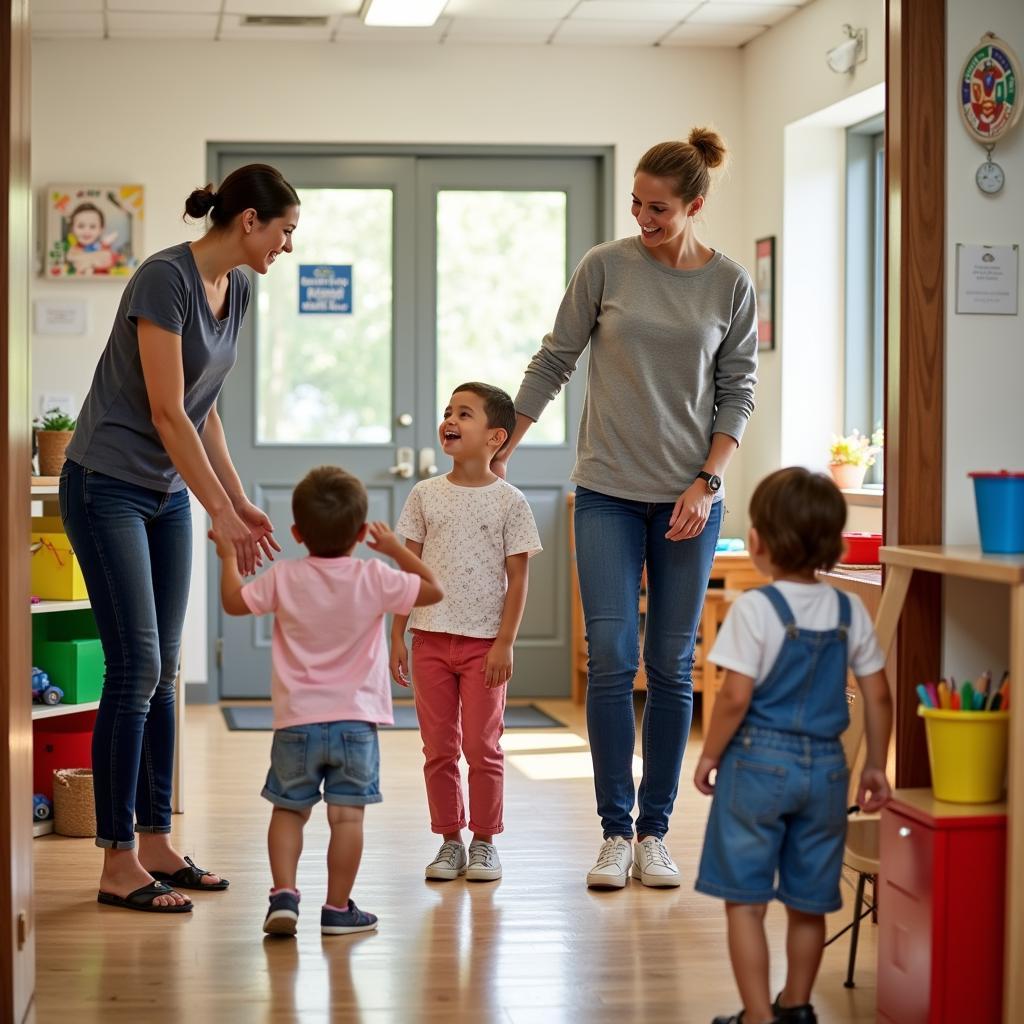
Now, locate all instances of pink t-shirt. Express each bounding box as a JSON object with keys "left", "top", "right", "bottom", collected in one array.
[{"left": 241, "top": 556, "right": 420, "bottom": 730}]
